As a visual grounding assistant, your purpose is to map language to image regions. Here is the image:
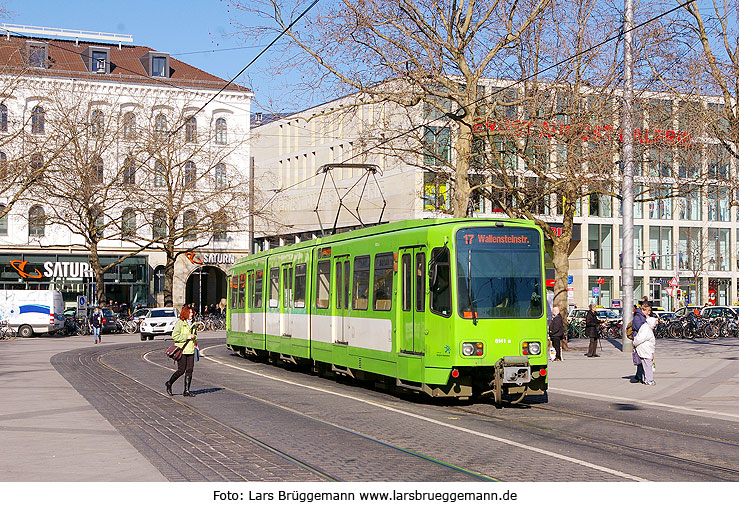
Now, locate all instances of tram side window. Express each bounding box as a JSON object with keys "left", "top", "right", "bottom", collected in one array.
[
  {"left": 430, "top": 247, "right": 451, "bottom": 317},
  {"left": 248, "top": 272, "right": 255, "bottom": 308},
  {"left": 373, "top": 252, "right": 394, "bottom": 311},
  {"left": 344, "top": 261, "right": 350, "bottom": 308},
  {"left": 294, "top": 263, "right": 306, "bottom": 307},
  {"left": 269, "top": 268, "right": 279, "bottom": 308},
  {"left": 316, "top": 260, "right": 331, "bottom": 309},
  {"left": 229, "top": 276, "right": 238, "bottom": 309},
  {"left": 283, "top": 266, "right": 293, "bottom": 308},
  {"left": 238, "top": 273, "right": 246, "bottom": 309},
  {"left": 401, "top": 254, "right": 412, "bottom": 311},
  {"left": 335, "top": 261, "right": 343, "bottom": 309},
  {"left": 254, "top": 270, "right": 263, "bottom": 308},
  {"left": 416, "top": 253, "right": 426, "bottom": 312},
  {"left": 353, "top": 255, "right": 370, "bottom": 310}
]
